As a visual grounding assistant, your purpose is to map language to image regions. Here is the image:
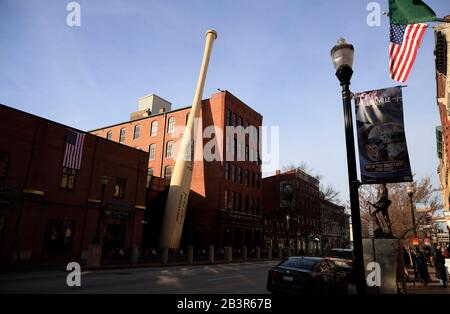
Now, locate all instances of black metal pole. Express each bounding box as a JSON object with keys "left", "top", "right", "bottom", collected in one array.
[{"left": 336, "top": 65, "right": 366, "bottom": 294}]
